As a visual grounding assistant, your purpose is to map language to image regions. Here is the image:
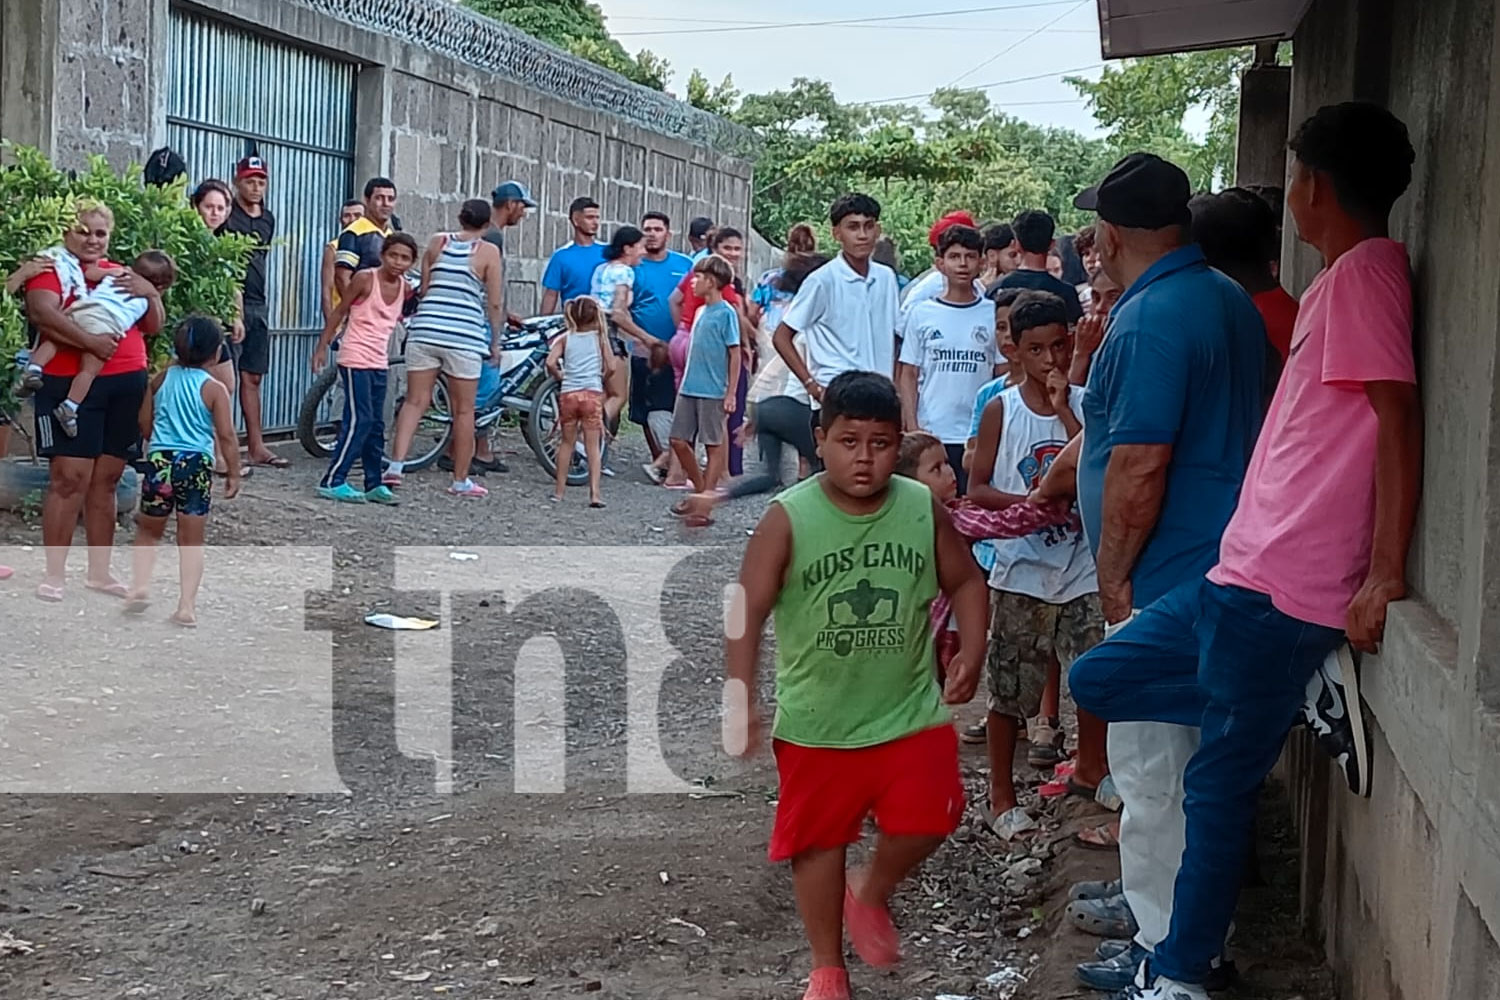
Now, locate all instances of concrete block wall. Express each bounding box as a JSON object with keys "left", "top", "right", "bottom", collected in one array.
[
  {"left": 48, "top": 0, "right": 162, "bottom": 167},
  {"left": 1271, "top": 0, "right": 1500, "bottom": 997}
]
